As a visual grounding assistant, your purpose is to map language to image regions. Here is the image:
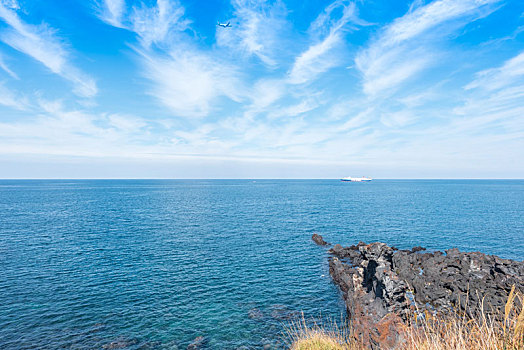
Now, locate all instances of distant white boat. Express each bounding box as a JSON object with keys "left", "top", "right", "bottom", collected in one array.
[{"left": 341, "top": 176, "right": 372, "bottom": 182}]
